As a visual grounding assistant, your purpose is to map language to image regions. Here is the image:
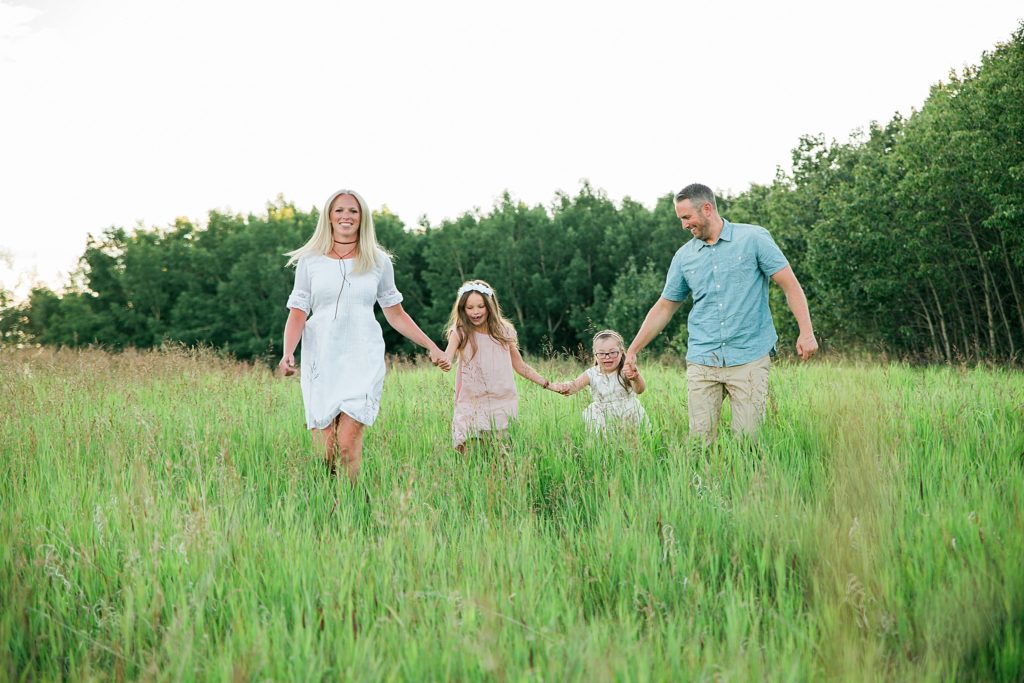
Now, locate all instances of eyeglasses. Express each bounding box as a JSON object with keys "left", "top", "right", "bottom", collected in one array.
[{"left": 594, "top": 351, "right": 620, "bottom": 359}]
